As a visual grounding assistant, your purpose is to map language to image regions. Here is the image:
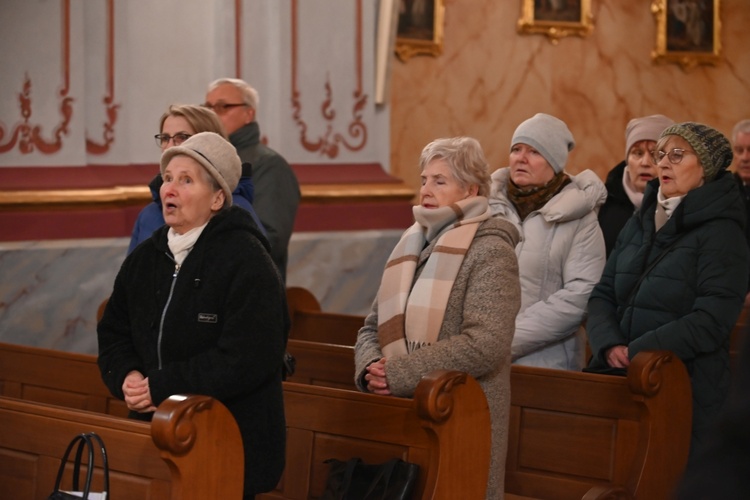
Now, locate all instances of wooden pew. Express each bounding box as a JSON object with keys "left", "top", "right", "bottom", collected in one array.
[
  {"left": 278, "top": 338, "right": 693, "bottom": 499},
  {"left": 1, "top": 339, "right": 691, "bottom": 500},
  {"left": 0, "top": 393, "right": 244, "bottom": 499},
  {"left": 285, "top": 338, "right": 356, "bottom": 390},
  {"left": 262, "top": 370, "right": 491, "bottom": 500},
  {"left": 505, "top": 351, "right": 690, "bottom": 500},
  {"left": 0, "top": 342, "right": 488, "bottom": 499},
  {"left": 0, "top": 342, "right": 127, "bottom": 418},
  {"left": 286, "top": 287, "right": 365, "bottom": 345}
]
